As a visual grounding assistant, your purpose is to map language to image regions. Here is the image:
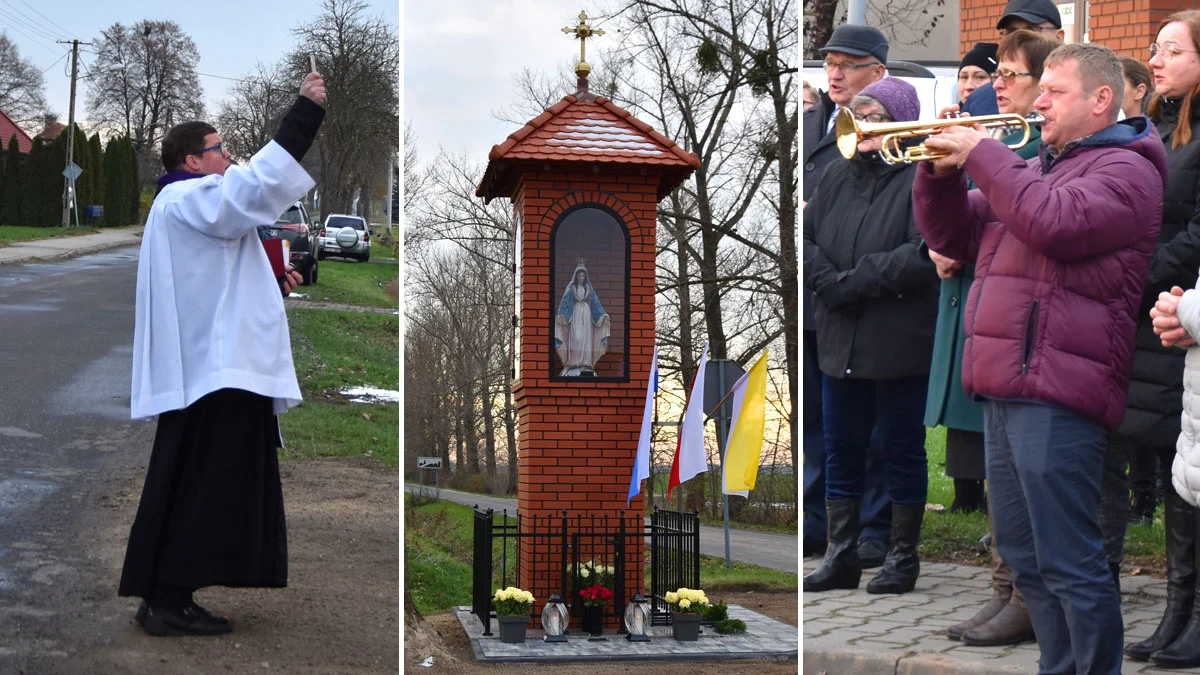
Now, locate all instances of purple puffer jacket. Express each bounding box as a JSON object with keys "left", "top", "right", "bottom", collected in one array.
[{"left": 913, "top": 117, "right": 1167, "bottom": 430}]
